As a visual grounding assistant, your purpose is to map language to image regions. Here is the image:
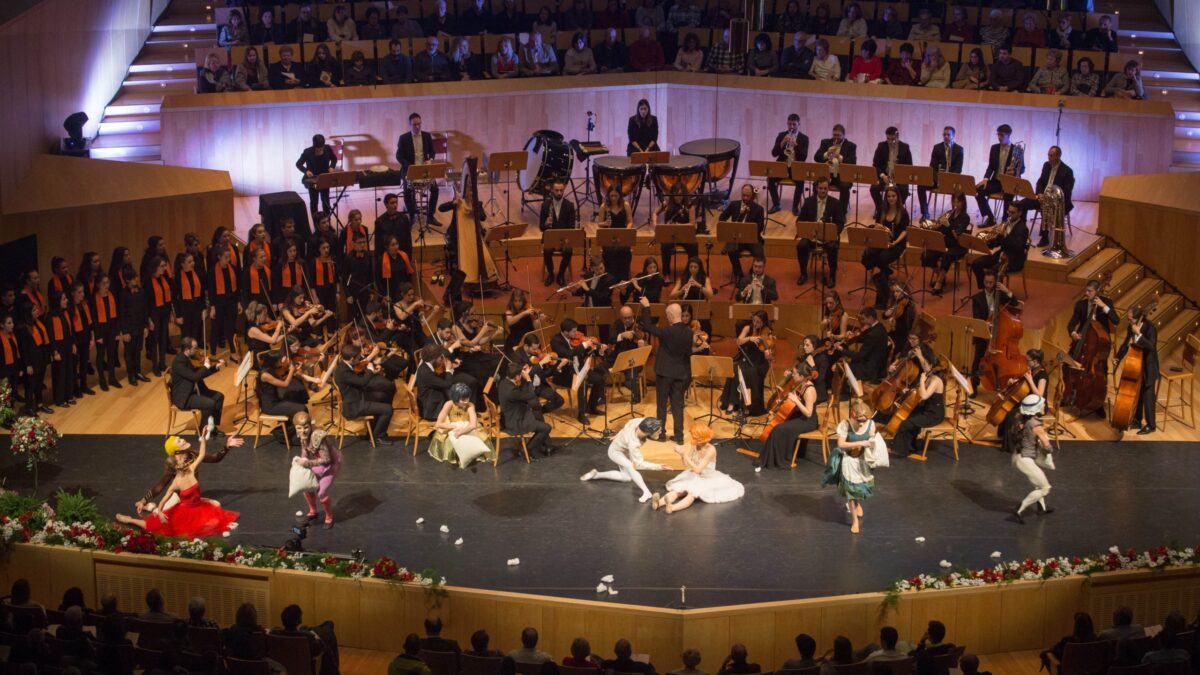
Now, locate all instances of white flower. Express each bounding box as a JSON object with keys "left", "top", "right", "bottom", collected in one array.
[
  {"left": 454, "top": 537, "right": 464, "bottom": 546},
  {"left": 601, "top": 574, "right": 614, "bottom": 583},
  {"left": 1109, "top": 546, "right": 1120, "bottom": 554},
  {"left": 938, "top": 560, "right": 952, "bottom": 568},
  {"left": 990, "top": 551, "right": 1002, "bottom": 558}
]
